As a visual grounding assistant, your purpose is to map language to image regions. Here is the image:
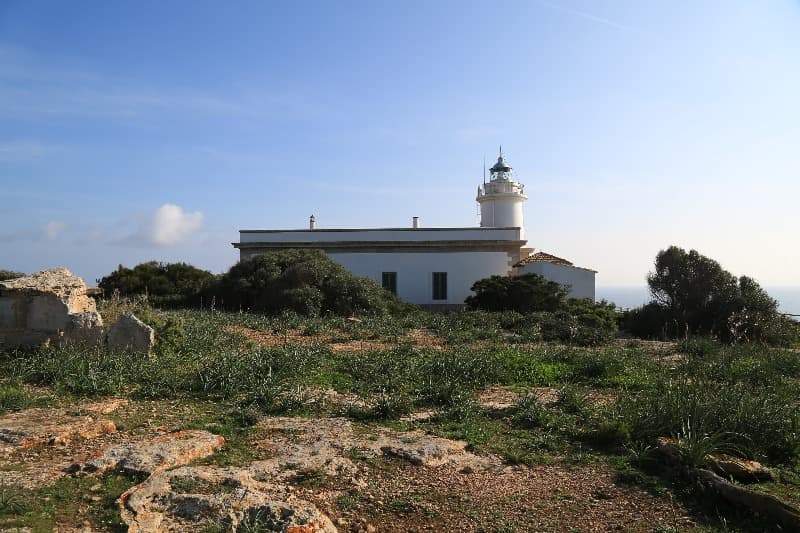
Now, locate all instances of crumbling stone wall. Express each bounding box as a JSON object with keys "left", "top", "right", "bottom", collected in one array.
[{"left": 0, "top": 268, "right": 104, "bottom": 348}]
